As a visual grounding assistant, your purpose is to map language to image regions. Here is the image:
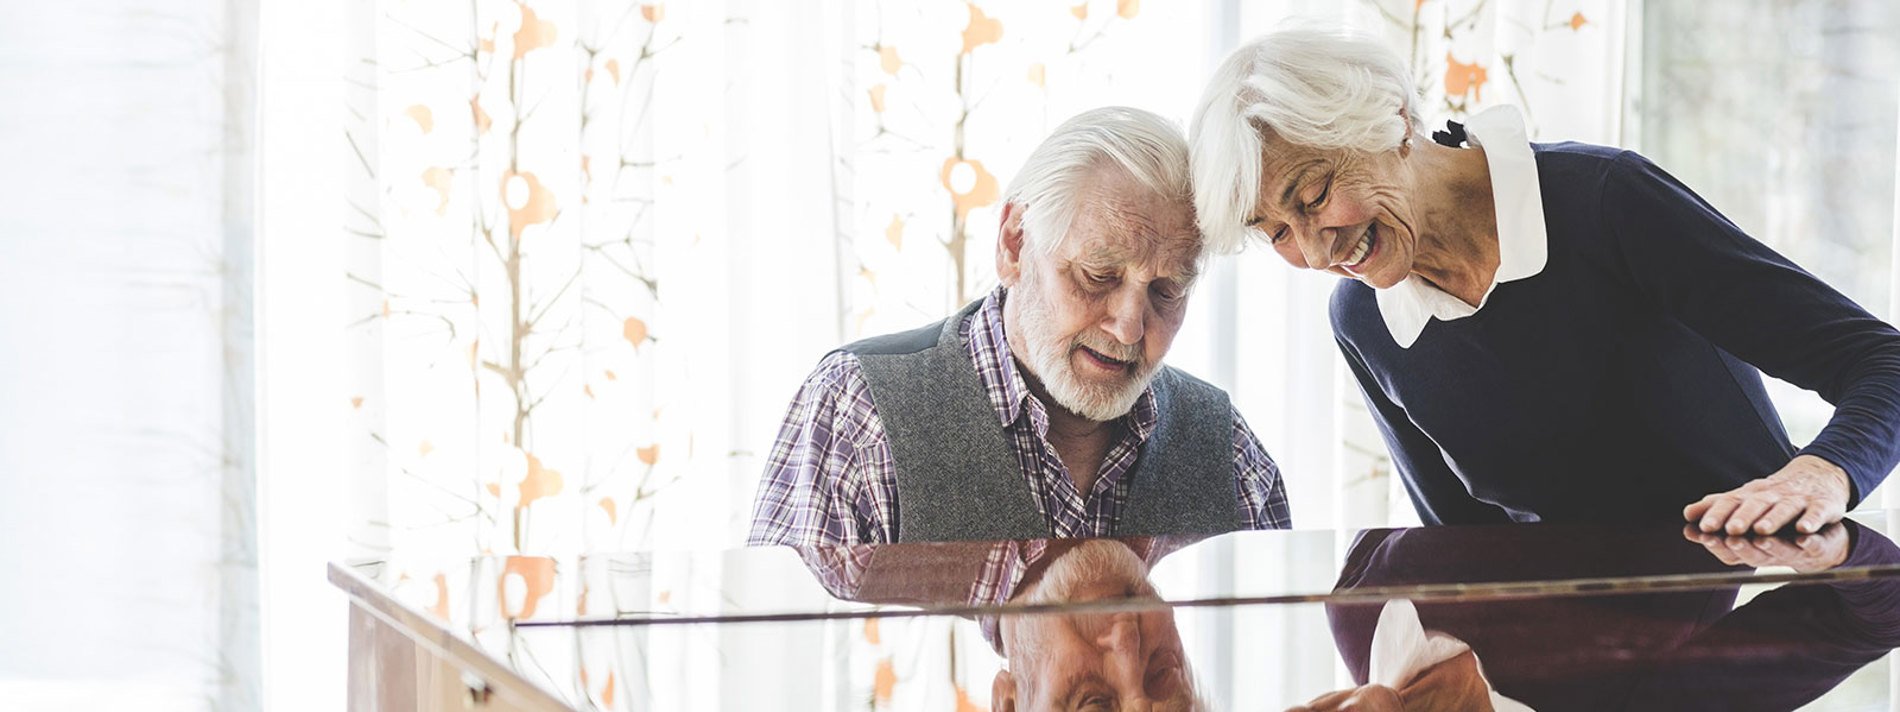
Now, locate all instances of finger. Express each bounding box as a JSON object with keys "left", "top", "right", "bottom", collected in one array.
[
  {"left": 1753, "top": 500, "right": 1805, "bottom": 535},
  {"left": 1684, "top": 495, "right": 1718, "bottom": 522},
  {"left": 1796, "top": 500, "right": 1845, "bottom": 535},
  {"left": 1751, "top": 537, "right": 1796, "bottom": 557},
  {"left": 1726, "top": 497, "right": 1777, "bottom": 535},
  {"left": 1682, "top": 524, "right": 1717, "bottom": 545},
  {"left": 1701, "top": 540, "right": 1742, "bottom": 565},
  {"left": 1793, "top": 533, "right": 1825, "bottom": 552},
  {"left": 1698, "top": 497, "right": 1743, "bottom": 533},
  {"left": 1795, "top": 504, "right": 1825, "bottom": 534},
  {"left": 1750, "top": 538, "right": 1802, "bottom": 566}
]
